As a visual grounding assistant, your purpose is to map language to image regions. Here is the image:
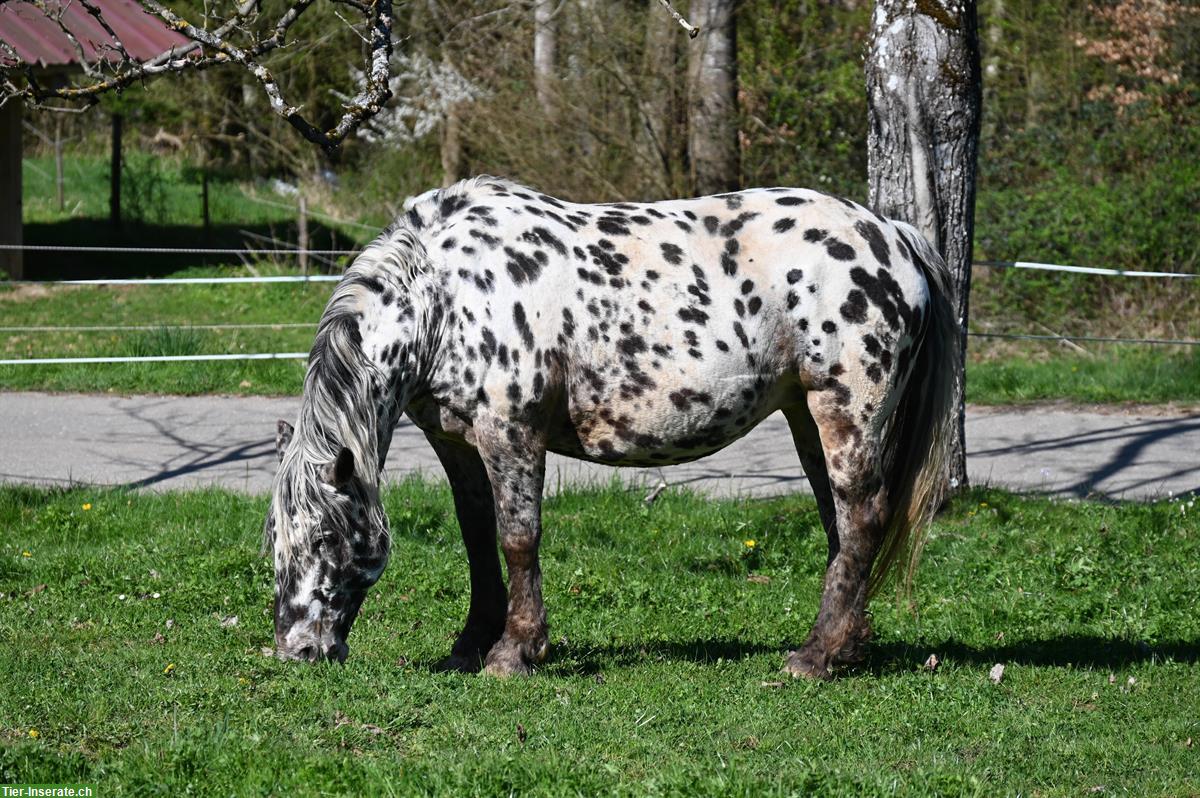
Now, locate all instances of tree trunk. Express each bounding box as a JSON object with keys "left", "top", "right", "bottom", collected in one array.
[
  {"left": 640, "top": 0, "right": 682, "bottom": 196},
  {"left": 567, "top": 0, "right": 598, "bottom": 160},
  {"left": 441, "top": 97, "right": 464, "bottom": 187},
  {"left": 865, "top": 0, "right": 981, "bottom": 492},
  {"left": 687, "top": 0, "right": 739, "bottom": 195},
  {"left": 533, "top": 0, "right": 557, "bottom": 120},
  {"left": 984, "top": 0, "right": 1003, "bottom": 82},
  {"left": 110, "top": 112, "right": 123, "bottom": 230}
]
